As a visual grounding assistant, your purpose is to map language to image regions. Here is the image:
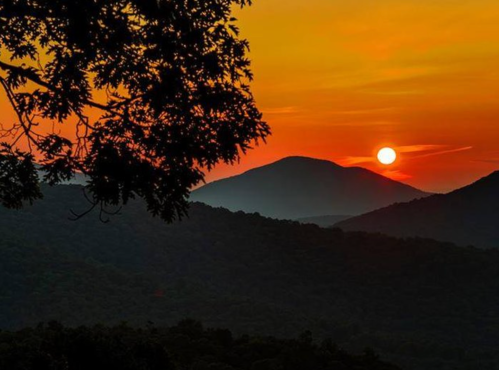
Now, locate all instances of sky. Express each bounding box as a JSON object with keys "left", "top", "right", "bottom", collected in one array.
[
  {"left": 1, "top": 0, "right": 499, "bottom": 193},
  {"left": 202, "top": 0, "right": 499, "bottom": 193}
]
